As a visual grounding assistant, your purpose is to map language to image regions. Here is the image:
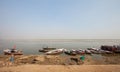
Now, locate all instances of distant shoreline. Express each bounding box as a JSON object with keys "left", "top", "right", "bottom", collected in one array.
[{"left": 1, "top": 39, "right": 120, "bottom": 42}]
